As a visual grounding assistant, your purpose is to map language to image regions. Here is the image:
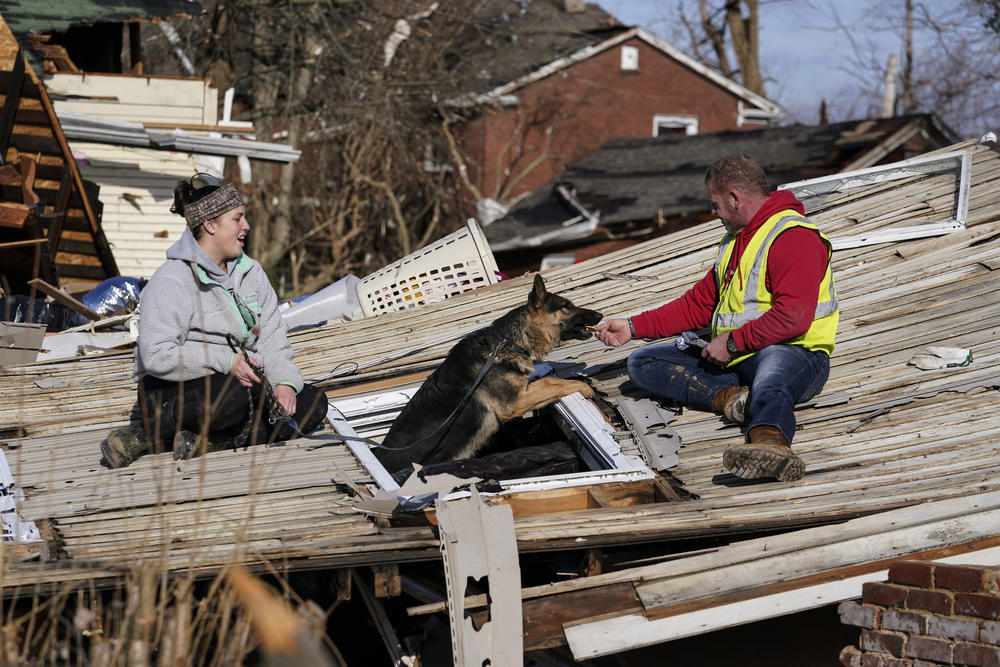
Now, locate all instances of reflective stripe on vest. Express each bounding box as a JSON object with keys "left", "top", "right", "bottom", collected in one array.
[
  {"left": 711, "top": 212, "right": 839, "bottom": 364},
  {"left": 713, "top": 215, "right": 838, "bottom": 329}
]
